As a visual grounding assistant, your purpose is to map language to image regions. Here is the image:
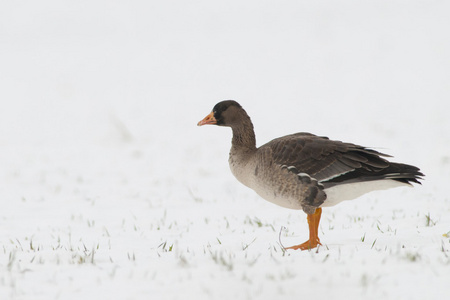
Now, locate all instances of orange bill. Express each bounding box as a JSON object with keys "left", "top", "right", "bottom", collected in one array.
[{"left": 197, "top": 111, "right": 217, "bottom": 126}]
